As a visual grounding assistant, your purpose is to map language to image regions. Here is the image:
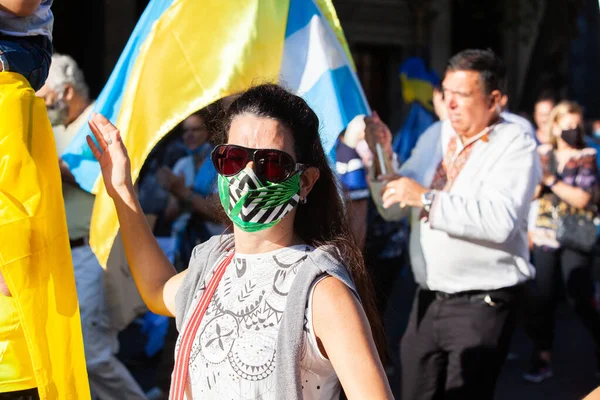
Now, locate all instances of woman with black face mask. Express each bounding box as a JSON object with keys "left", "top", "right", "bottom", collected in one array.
[{"left": 524, "top": 101, "right": 600, "bottom": 383}]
